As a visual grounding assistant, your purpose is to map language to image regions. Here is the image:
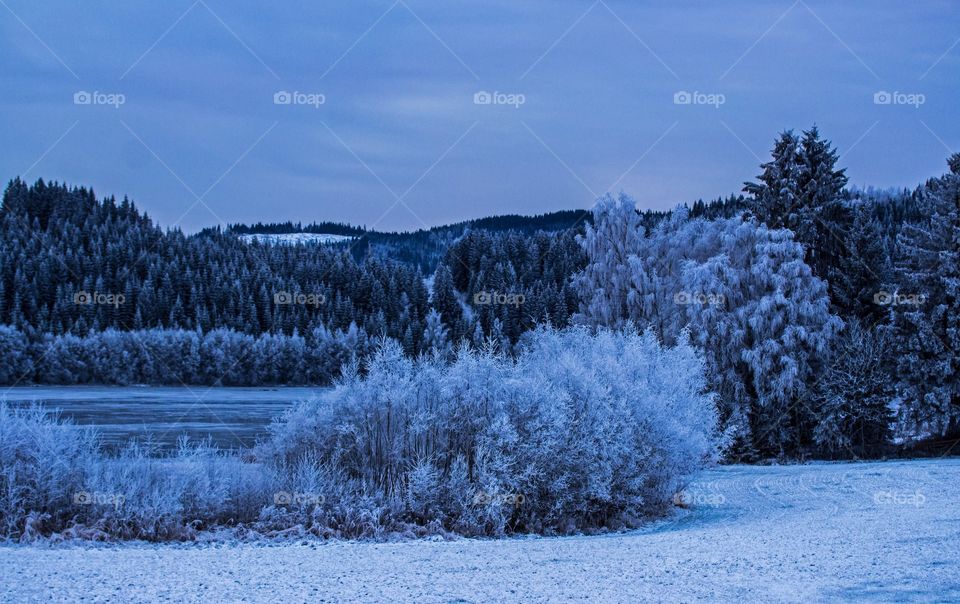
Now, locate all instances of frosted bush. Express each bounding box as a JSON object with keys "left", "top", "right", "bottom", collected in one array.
[
  {"left": 0, "top": 404, "right": 98, "bottom": 537},
  {"left": 0, "top": 405, "right": 270, "bottom": 541},
  {"left": 1, "top": 326, "right": 717, "bottom": 541},
  {"left": 260, "top": 326, "right": 717, "bottom": 536}
]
